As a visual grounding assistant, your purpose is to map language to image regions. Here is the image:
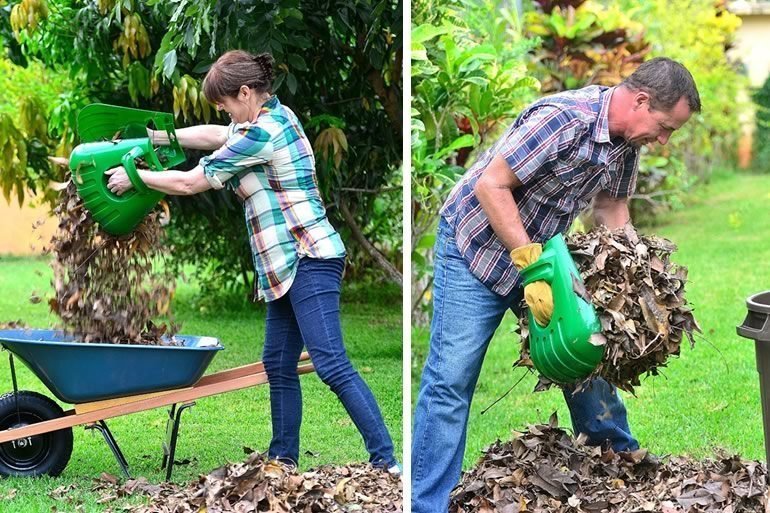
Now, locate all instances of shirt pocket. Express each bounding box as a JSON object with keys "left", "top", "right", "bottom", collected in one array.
[{"left": 552, "top": 162, "right": 587, "bottom": 189}]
